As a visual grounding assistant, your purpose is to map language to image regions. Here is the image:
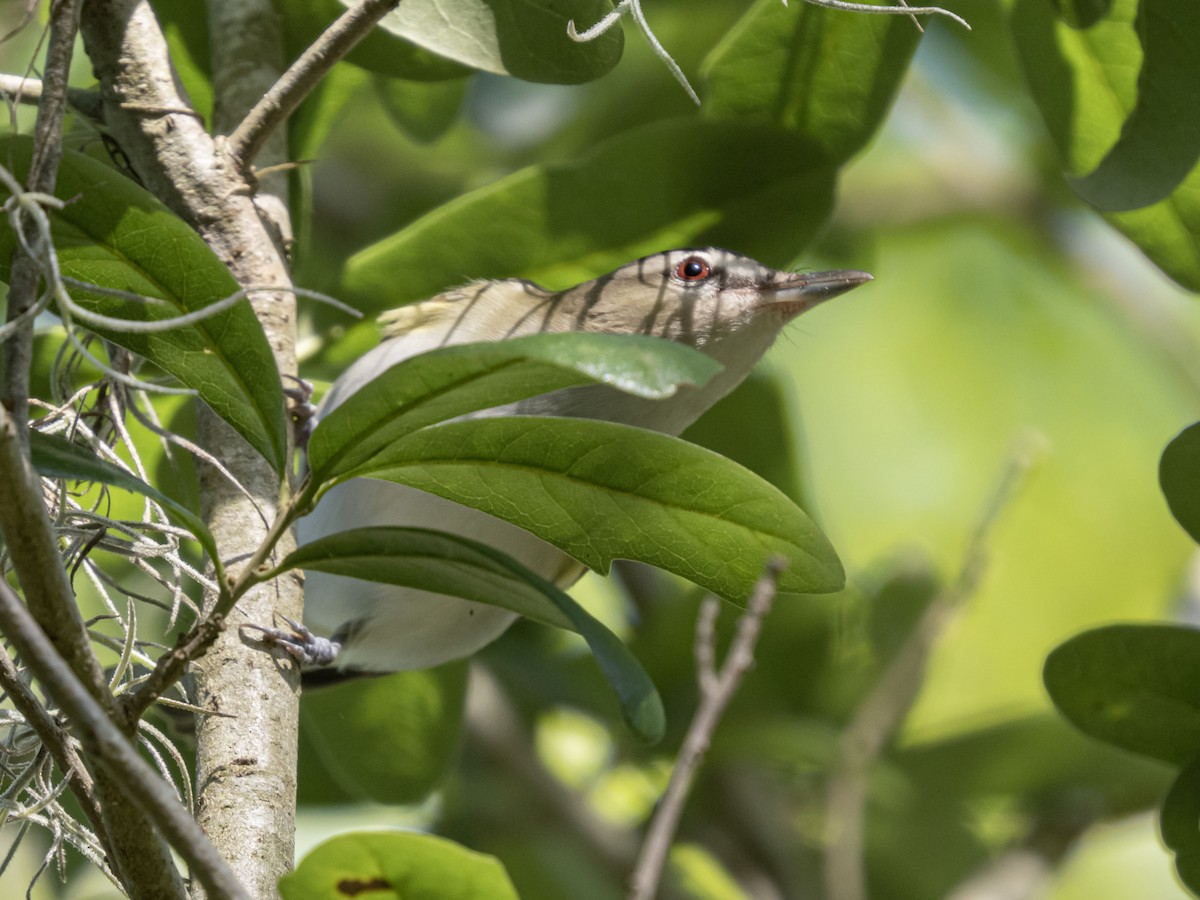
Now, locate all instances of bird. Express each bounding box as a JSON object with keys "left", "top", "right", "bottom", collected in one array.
[{"left": 262, "top": 247, "right": 870, "bottom": 676}]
